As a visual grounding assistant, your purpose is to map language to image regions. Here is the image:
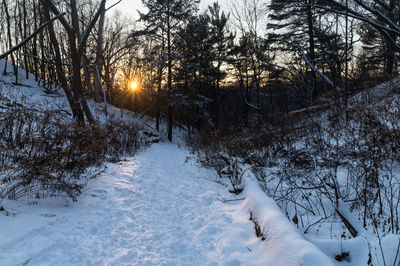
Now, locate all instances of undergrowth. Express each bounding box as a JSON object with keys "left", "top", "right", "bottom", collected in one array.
[
  {"left": 187, "top": 95, "right": 400, "bottom": 240},
  {"left": 0, "top": 96, "right": 145, "bottom": 206}
]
